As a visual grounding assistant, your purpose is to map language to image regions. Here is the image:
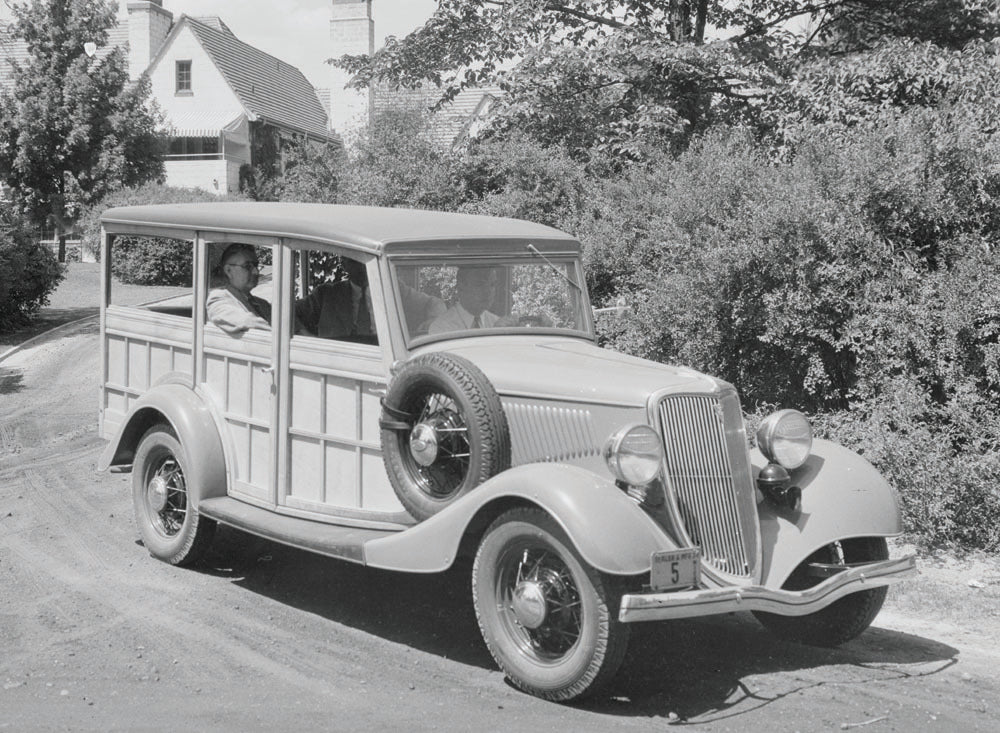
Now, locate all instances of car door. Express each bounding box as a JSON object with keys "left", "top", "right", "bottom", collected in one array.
[
  {"left": 199, "top": 235, "right": 281, "bottom": 507},
  {"left": 278, "top": 246, "right": 407, "bottom": 524}
]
